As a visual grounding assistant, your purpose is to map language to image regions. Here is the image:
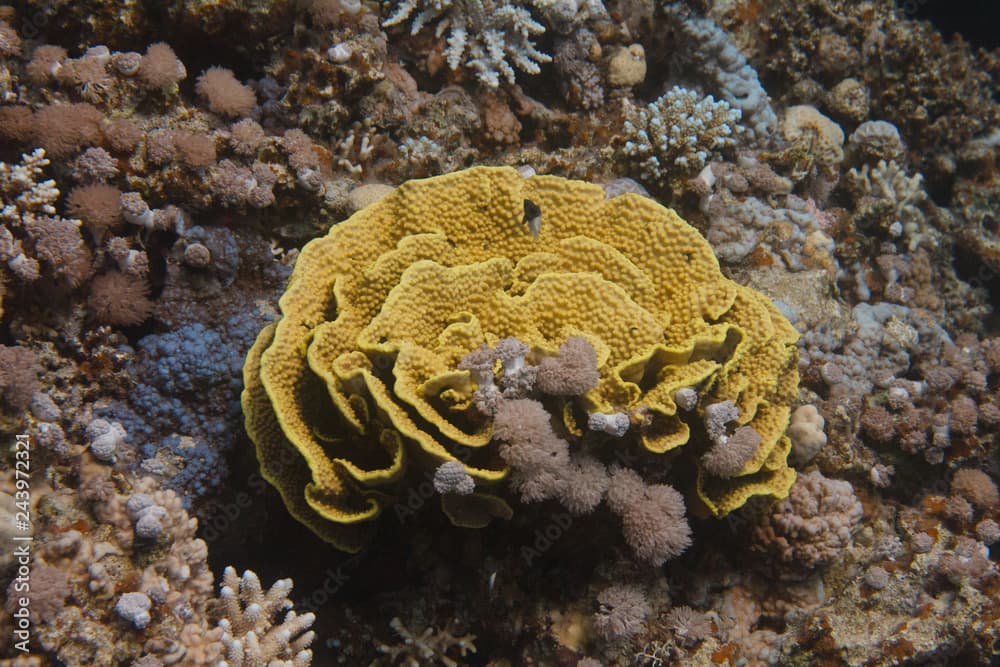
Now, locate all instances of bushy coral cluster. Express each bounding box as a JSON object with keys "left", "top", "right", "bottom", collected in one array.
[
  {"left": 621, "top": 86, "right": 742, "bottom": 194},
  {"left": 814, "top": 318, "right": 998, "bottom": 466},
  {"left": 383, "top": 0, "right": 554, "bottom": 89},
  {"left": 215, "top": 567, "right": 316, "bottom": 667},
  {"left": 846, "top": 159, "right": 927, "bottom": 247},
  {"left": 0, "top": 149, "right": 92, "bottom": 289},
  {"left": 593, "top": 584, "right": 650, "bottom": 641},
  {"left": 460, "top": 336, "right": 692, "bottom": 564},
  {"left": 0, "top": 466, "right": 312, "bottom": 666}
]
